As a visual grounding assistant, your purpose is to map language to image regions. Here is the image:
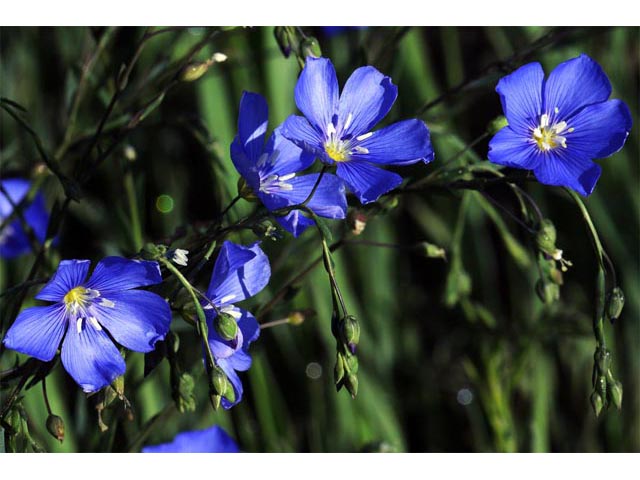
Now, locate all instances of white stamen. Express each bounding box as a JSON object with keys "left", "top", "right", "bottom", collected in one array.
[
  {"left": 553, "top": 121, "right": 567, "bottom": 134},
  {"left": 76, "top": 318, "right": 83, "bottom": 333},
  {"left": 353, "top": 146, "right": 369, "bottom": 154},
  {"left": 343, "top": 112, "right": 353, "bottom": 131},
  {"left": 540, "top": 113, "right": 550, "bottom": 128},
  {"left": 568, "top": 127, "right": 575, "bottom": 133},
  {"left": 172, "top": 249, "right": 189, "bottom": 267},
  {"left": 221, "top": 306, "right": 242, "bottom": 319},
  {"left": 356, "top": 132, "right": 373, "bottom": 142},
  {"left": 212, "top": 52, "right": 227, "bottom": 63},
  {"left": 554, "top": 107, "right": 559, "bottom": 114},
  {"left": 327, "top": 122, "right": 336, "bottom": 137},
  {"left": 218, "top": 294, "right": 237, "bottom": 304},
  {"left": 100, "top": 298, "right": 115, "bottom": 308},
  {"left": 279, "top": 172, "right": 296, "bottom": 181},
  {"left": 533, "top": 127, "right": 543, "bottom": 139},
  {"left": 89, "top": 317, "right": 102, "bottom": 331}
]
